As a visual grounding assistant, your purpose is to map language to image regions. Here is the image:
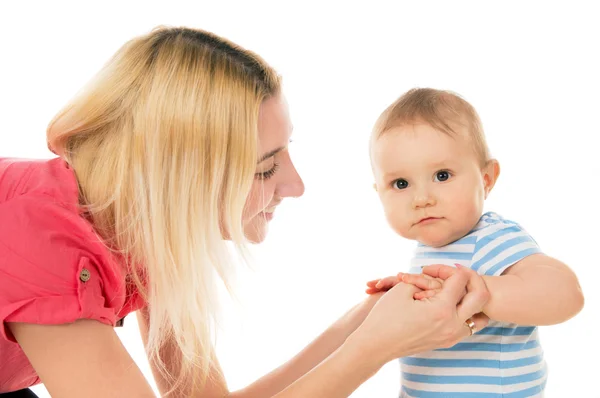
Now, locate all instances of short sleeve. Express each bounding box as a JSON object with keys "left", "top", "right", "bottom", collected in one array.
[
  {"left": 471, "top": 219, "right": 542, "bottom": 276},
  {"left": 0, "top": 195, "right": 126, "bottom": 342}
]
